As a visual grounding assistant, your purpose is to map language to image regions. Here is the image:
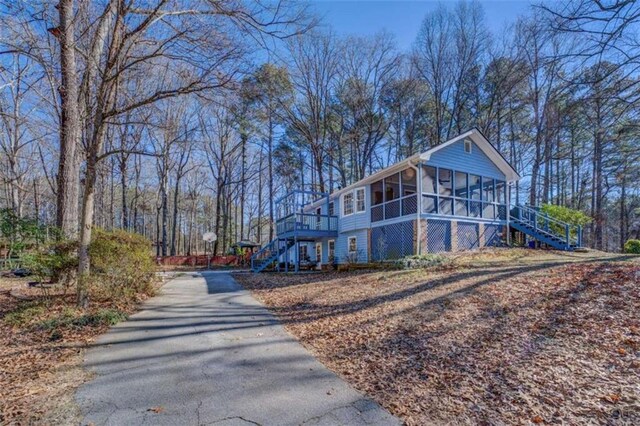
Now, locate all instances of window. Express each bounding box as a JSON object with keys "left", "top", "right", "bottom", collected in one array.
[
  {"left": 343, "top": 192, "right": 354, "bottom": 216},
  {"left": 348, "top": 236, "right": 357, "bottom": 254},
  {"left": 423, "top": 166, "right": 437, "bottom": 194},
  {"left": 371, "top": 180, "right": 383, "bottom": 206},
  {"left": 464, "top": 139, "right": 472, "bottom": 153},
  {"left": 470, "top": 175, "right": 481, "bottom": 200},
  {"left": 329, "top": 202, "right": 335, "bottom": 216},
  {"left": 454, "top": 171, "right": 468, "bottom": 198},
  {"left": 355, "top": 188, "right": 366, "bottom": 213},
  {"left": 316, "top": 243, "right": 322, "bottom": 263},
  {"left": 438, "top": 168, "right": 453, "bottom": 196},
  {"left": 299, "top": 244, "right": 308, "bottom": 261},
  {"left": 328, "top": 240, "right": 335, "bottom": 262},
  {"left": 384, "top": 173, "right": 400, "bottom": 202},
  {"left": 401, "top": 168, "right": 417, "bottom": 195}
]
